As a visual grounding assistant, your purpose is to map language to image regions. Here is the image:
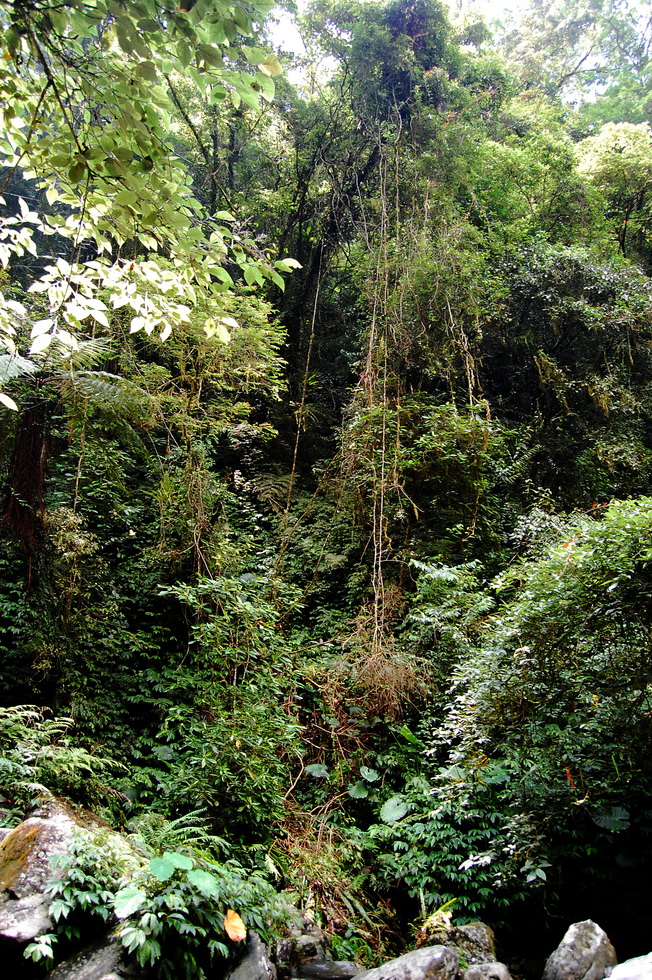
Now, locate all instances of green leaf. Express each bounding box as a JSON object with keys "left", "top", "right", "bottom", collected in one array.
[
  {"left": 149, "top": 855, "right": 176, "bottom": 881},
  {"left": 347, "top": 780, "right": 369, "bottom": 799},
  {"left": 360, "top": 766, "right": 379, "bottom": 782},
  {"left": 259, "top": 55, "right": 283, "bottom": 78},
  {"left": 166, "top": 851, "right": 194, "bottom": 871},
  {"left": 135, "top": 61, "right": 158, "bottom": 82},
  {"left": 274, "top": 258, "right": 302, "bottom": 273},
  {"left": 68, "top": 162, "right": 86, "bottom": 184},
  {"left": 244, "top": 265, "right": 264, "bottom": 287},
  {"left": 198, "top": 43, "right": 224, "bottom": 68},
  {"left": 593, "top": 806, "right": 630, "bottom": 831},
  {"left": 399, "top": 725, "right": 423, "bottom": 746},
  {"left": 233, "top": 6, "right": 251, "bottom": 33},
  {"left": 305, "top": 763, "right": 329, "bottom": 778},
  {"left": 253, "top": 71, "right": 275, "bottom": 101},
  {"left": 137, "top": 19, "right": 160, "bottom": 32},
  {"left": 187, "top": 868, "right": 221, "bottom": 898},
  {"left": 114, "top": 886, "right": 147, "bottom": 919},
  {"left": 380, "top": 795, "right": 409, "bottom": 824}
]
